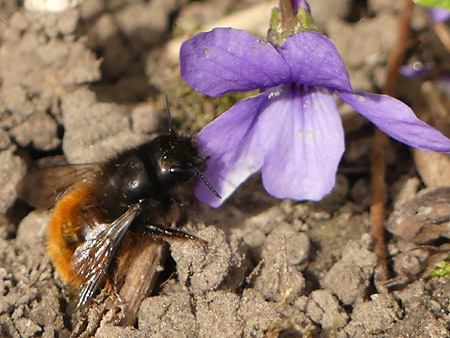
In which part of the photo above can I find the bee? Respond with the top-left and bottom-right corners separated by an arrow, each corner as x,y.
17,103 -> 220,310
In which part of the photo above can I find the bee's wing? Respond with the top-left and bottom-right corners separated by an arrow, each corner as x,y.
71,203 -> 142,309
17,164 -> 102,209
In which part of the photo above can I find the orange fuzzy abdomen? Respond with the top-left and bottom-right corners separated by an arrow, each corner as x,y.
46,183 -> 93,286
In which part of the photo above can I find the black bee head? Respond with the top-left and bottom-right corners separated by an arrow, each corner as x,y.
146,131 -> 220,199
100,133 -> 197,209
149,132 -> 202,188
102,130 -> 219,212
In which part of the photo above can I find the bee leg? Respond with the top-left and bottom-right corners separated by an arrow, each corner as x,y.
144,225 -> 207,247
106,262 -> 125,306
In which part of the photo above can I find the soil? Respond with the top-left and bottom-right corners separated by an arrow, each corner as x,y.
1,0 -> 449,337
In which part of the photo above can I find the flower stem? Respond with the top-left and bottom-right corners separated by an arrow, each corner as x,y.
434,22 -> 450,53
280,0 -> 296,31
370,0 -> 414,283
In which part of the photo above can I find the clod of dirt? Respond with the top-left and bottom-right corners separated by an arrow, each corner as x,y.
61,88 -> 149,163
306,289 -> 348,331
390,278 -> 450,337
138,289 -> 281,338
0,314 -> 20,338
195,291 -> 242,338
176,1 -> 226,33
0,150 -> 26,214
131,104 -> 161,135
0,237 -> 67,338
1,11 -> 100,123
385,309 -> 450,338
90,13 -> 133,79
238,289 -> 283,338
4,9 -> 79,40
195,290 -> 278,338
138,292 -> 196,337
10,111 -> 60,151
170,226 -> 248,293
390,176 -> 422,207
251,259 -> 305,304
322,237 -> 377,306
13,317 -> 42,337
262,223 -> 309,266
114,0 -> 175,49
412,79 -> 450,188
15,210 -> 49,248
0,129 -> 11,151
249,223 -> 309,303
344,293 -> 402,336
28,284 -> 65,332
368,0 -> 402,12
389,240 -> 430,277
223,202 -> 301,265
95,324 -> 149,338
387,186 -> 450,243
308,0 -> 351,27
414,150 -> 450,187
327,11 -> 398,91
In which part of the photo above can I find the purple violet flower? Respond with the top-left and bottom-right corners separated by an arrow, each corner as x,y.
180,28 -> 450,208
399,62 -> 433,78
427,7 -> 450,22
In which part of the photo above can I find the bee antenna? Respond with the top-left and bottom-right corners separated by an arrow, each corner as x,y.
193,167 -> 221,199
164,94 -> 176,135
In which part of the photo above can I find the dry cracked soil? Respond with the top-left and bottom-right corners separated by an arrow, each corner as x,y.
0,0 -> 449,337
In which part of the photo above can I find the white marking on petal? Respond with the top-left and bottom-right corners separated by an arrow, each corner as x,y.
358,95 -> 366,102
268,91 -> 280,99
306,131 -> 314,140
267,85 -> 284,99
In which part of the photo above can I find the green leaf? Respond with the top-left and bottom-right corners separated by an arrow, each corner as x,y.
430,260 -> 450,278
413,0 -> 450,10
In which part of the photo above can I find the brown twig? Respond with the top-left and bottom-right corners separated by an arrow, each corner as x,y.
434,22 -> 450,54
118,239 -> 168,326
370,0 -> 414,282
70,239 -> 168,337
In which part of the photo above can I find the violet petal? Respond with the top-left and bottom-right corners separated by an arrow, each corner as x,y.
180,28 -> 292,97
398,63 -> 432,78
195,94 -> 270,207
292,0 -> 311,14
260,85 -> 345,200
277,31 -> 352,92
338,91 -> 450,153
427,7 -> 450,22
